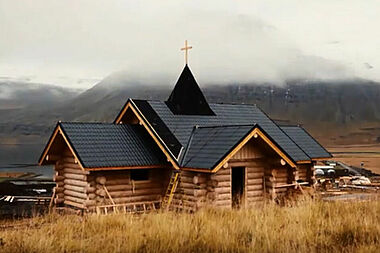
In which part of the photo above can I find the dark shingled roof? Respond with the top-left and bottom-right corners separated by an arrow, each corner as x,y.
280,126 -> 332,159
59,122 -> 166,168
180,125 -> 254,169
132,100 -> 311,165
166,65 -> 215,116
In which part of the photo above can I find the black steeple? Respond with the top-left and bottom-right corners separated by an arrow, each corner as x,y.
166,65 -> 215,116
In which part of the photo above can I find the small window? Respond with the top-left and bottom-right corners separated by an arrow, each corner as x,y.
130,169 -> 150,181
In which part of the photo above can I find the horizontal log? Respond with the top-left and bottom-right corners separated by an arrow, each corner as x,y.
63,168 -> 89,175
193,175 -> 207,184
266,177 -> 287,183
214,187 -> 231,194
194,189 -> 207,197
216,193 -> 231,201
58,161 -> 81,169
64,179 -> 88,187
214,168 -> 230,176
96,176 -> 107,185
210,174 -> 230,182
104,195 -> 161,204
182,188 -> 195,196
56,193 -> 64,198
180,182 -> 196,189
62,157 -> 77,164
228,161 -> 264,167
96,189 -> 105,197
56,181 -> 64,187
207,180 -> 218,187
247,178 -> 263,185
247,172 -> 264,179
215,181 -> 230,188
105,179 -> 132,186
265,181 -> 293,188
54,187 -> 64,193
246,167 -> 264,173
247,185 -> 263,191
64,189 -> 89,200
64,195 -> 86,204
64,184 -> 95,194
96,182 -> 161,191
97,188 -> 162,198
53,175 -> 65,182
246,191 -> 263,197
64,200 -> 86,209
63,173 -> 86,181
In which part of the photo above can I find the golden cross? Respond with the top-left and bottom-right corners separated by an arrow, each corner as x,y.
181,40 -> 192,65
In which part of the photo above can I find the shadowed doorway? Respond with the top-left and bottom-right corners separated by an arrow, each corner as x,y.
231,167 -> 245,208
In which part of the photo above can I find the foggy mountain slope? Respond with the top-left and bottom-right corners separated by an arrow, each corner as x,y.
2,76 -> 380,167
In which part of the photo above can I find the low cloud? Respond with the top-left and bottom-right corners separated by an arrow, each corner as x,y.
1,0 -> 377,88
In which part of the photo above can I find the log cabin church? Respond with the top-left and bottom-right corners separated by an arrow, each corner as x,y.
39,59 -> 331,213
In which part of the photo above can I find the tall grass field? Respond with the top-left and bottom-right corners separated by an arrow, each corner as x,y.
0,200 -> 379,253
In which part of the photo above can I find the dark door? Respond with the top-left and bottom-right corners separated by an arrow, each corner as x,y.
231,167 -> 245,208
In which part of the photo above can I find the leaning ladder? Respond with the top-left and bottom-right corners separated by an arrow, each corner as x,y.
162,170 -> 180,210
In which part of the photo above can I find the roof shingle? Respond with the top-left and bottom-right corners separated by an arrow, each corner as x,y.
60,122 -> 166,168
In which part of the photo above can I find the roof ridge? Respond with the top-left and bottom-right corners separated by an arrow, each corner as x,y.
59,121 -> 114,125
279,124 -> 302,128
196,124 -> 256,129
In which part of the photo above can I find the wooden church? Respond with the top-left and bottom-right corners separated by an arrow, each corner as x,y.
39,44 -> 331,213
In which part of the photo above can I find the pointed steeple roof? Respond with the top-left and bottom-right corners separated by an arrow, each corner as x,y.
166,65 -> 215,115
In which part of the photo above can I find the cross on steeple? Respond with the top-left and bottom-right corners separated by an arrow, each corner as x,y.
181,40 -> 192,65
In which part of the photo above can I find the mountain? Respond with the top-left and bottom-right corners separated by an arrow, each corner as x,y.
1,75 -> 380,168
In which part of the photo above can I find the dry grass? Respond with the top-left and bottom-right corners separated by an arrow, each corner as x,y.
0,200 -> 380,253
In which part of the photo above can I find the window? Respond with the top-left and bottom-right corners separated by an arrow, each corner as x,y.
130,169 -> 150,181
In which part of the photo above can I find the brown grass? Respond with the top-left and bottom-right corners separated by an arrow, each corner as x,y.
0,200 -> 380,253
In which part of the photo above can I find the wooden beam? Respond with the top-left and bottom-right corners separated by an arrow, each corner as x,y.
296,160 -> 312,164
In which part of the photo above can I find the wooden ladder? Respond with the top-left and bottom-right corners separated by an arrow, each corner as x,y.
95,201 -> 159,215
162,170 -> 181,211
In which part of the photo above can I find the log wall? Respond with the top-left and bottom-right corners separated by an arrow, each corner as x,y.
53,148 -> 170,211
53,149 -> 95,210
91,168 -> 167,208
296,164 -> 313,183
171,171 -> 208,212
264,165 -> 293,199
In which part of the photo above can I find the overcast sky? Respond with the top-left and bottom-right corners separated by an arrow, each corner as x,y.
0,0 -> 379,88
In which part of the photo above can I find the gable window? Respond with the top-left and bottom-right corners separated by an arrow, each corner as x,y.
130,169 -> 150,181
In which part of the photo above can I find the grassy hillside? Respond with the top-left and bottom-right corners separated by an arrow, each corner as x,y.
0,200 -> 379,253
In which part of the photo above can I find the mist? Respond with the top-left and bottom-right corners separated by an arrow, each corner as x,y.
0,0 -> 379,88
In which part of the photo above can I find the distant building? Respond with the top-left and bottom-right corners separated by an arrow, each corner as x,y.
39,64 -> 331,213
